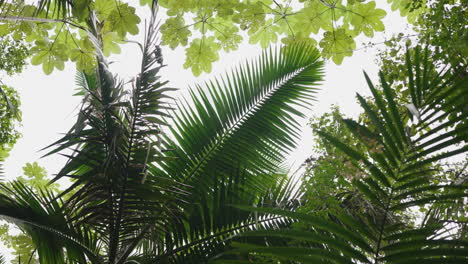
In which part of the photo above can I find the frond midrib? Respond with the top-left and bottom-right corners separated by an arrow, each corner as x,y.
160,215 -> 287,259
178,66 -> 314,184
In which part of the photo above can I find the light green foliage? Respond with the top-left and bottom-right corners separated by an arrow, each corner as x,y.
320,28 -> 356,64
387,0 -> 426,22
0,84 -> 21,152
0,0 -> 141,74
183,36 -> 221,76
157,0 -> 392,75
345,1 -> 386,37
30,40 -> 68,75
0,0 -> 428,77
17,162 -> 59,192
104,3 -> 141,38
249,19 -> 282,49
70,39 -> 97,71
0,224 -> 37,264
160,16 -> 192,49
0,37 -> 30,75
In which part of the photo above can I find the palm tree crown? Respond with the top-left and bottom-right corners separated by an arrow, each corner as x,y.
0,8 -> 324,263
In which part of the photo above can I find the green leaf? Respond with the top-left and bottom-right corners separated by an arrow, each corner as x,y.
102,32 -> 122,56
291,2 -> 333,34
346,2 -> 386,37
320,28 -> 356,64
104,3 -> 140,38
248,19 -> 281,49
211,19 -> 243,52
30,41 -> 68,75
160,16 -> 192,49
183,36 -> 221,76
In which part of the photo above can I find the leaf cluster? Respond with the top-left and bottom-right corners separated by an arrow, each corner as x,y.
157,0 -> 391,75
0,0 -> 141,74
0,84 -> 21,153
0,162 -> 56,264
0,37 -> 30,75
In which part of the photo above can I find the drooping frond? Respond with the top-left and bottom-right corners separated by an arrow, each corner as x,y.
129,172 -> 304,263
0,181 -> 102,263
41,9 -> 181,262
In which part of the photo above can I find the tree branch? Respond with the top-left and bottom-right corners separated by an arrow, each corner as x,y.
0,15 -> 87,32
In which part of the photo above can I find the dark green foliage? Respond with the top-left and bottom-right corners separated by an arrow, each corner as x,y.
133,42 -> 322,263
223,46 -> 468,263
0,181 -> 101,263
0,6 -> 324,261
0,162 -> 60,264
0,84 -> 20,147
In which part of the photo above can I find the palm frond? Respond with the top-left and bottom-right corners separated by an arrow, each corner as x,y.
131,172 -> 304,263
226,45 -> 468,263
159,43 -> 322,184
0,181 -> 102,263
146,42 -> 322,261
41,9 -> 181,262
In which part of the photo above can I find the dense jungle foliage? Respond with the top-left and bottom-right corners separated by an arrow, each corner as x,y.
0,0 -> 466,263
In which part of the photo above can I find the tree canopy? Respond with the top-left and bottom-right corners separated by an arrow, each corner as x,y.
0,0 -> 429,76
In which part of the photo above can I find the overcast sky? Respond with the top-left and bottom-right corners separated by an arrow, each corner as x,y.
1,2 -> 412,259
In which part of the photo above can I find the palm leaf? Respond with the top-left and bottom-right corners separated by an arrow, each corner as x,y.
226,45 -> 468,263
0,181 -> 102,263
40,9 -> 183,262
147,42 -> 322,261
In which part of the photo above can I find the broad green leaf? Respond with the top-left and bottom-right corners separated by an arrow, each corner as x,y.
346,2 -> 386,37
30,41 -> 68,75
291,2 -> 333,34
104,3 -> 140,38
248,19 -> 281,49
102,32 -> 122,56
70,48 -> 96,73
211,19 -> 243,52
183,36 -> 221,76
319,28 -> 356,64
94,0 -> 115,19
160,16 -> 192,49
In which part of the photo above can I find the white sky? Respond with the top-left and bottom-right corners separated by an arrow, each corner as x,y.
0,2 -> 412,260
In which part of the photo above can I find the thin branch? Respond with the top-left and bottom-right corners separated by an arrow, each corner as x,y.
27,248 -> 37,264
324,34 -> 422,55
319,0 -> 364,18
0,15 -> 88,31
